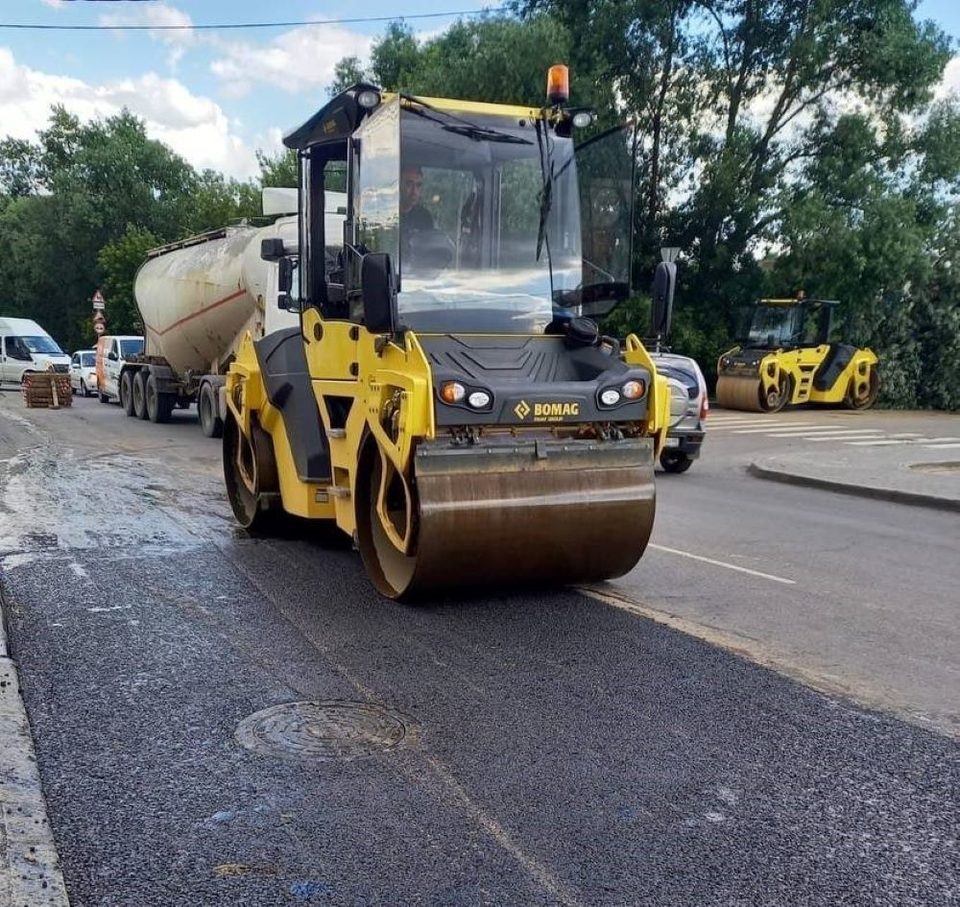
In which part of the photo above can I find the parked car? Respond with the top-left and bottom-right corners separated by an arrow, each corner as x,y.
651,351 -> 708,473
0,317 -> 71,387
95,335 -> 144,403
69,349 -> 98,397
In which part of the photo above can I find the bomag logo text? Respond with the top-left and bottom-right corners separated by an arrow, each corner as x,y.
514,400 -> 580,421
534,402 -> 579,417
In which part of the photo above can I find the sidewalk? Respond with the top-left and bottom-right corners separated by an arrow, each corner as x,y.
749,444 -> 960,512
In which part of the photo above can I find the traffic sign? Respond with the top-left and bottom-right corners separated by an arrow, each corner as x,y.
92,289 -> 105,305
93,322 -> 105,335
93,301 -> 105,311
93,311 -> 105,323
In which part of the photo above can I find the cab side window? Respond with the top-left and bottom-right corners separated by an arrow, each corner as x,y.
6,337 -> 31,361
72,354 -> 80,367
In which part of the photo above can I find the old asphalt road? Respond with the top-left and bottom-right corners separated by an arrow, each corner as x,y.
1,390 -> 958,906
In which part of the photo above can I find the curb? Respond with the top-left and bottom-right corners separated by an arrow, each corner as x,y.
748,461 -> 960,514
0,582 -> 70,907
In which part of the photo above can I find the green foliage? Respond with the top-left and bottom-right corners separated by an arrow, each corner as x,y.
330,56 -> 367,96
97,226 -> 160,336
256,149 -> 298,189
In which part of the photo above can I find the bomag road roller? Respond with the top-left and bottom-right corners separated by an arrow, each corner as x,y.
715,296 -> 879,413
222,68 -> 671,599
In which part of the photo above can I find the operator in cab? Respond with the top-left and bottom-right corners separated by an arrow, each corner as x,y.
399,165 -> 434,232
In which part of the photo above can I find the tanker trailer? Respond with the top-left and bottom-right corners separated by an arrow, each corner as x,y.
122,192 -> 344,435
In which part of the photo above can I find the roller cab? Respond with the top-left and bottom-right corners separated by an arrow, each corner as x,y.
716,296 -> 879,413
223,80 -> 667,598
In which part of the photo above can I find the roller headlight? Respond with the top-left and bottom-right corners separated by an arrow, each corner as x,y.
440,381 -> 466,404
600,389 -> 621,406
467,391 -> 491,409
357,89 -> 381,109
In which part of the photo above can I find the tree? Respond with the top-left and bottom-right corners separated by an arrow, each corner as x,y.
256,149 -> 297,189
97,226 -> 160,336
330,56 -> 366,96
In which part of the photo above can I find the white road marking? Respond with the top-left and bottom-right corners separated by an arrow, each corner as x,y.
924,442 -> 960,449
710,420 -> 799,431
846,438 -> 919,446
649,543 -> 796,585
919,438 -> 960,444
733,424 -> 834,434
803,431 -> 886,441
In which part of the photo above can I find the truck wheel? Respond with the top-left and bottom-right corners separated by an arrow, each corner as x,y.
120,370 -> 136,416
660,450 -> 693,474
132,370 -> 149,419
145,373 -> 174,423
199,383 -> 223,439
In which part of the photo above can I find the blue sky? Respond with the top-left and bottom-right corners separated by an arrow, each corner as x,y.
0,0 -> 956,180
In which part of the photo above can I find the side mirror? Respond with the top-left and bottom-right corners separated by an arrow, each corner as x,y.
261,238 -> 285,262
361,252 -> 398,334
276,257 -> 301,312
107,351 -> 118,361
651,261 -> 676,340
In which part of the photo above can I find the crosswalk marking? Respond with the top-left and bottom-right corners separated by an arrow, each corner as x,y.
846,438 -> 919,446
733,424 -> 836,434
709,414 -> 959,450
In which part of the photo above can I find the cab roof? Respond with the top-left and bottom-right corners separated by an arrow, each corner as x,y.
283,83 -> 543,151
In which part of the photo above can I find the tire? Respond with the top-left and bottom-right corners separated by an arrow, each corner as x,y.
759,375 -> 791,413
132,370 -> 149,419
222,413 -> 279,532
98,387 -> 110,404
79,379 -> 88,398
844,367 -> 879,411
120,370 -> 136,416
199,382 -> 223,439
145,373 -> 174,423
660,449 -> 694,474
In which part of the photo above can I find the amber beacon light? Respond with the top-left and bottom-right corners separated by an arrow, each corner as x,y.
546,64 -> 569,106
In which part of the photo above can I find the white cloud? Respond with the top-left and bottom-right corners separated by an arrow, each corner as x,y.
935,55 -> 960,101
99,3 -> 196,71
40,0 -> 68,8
0,47 -> 258,179
209,24 -> 372,97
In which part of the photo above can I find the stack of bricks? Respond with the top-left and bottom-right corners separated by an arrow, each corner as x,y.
21,371 -> 73,408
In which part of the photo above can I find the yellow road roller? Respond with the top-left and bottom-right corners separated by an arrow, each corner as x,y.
222,71 -> 670,598
716,297 -> 879,413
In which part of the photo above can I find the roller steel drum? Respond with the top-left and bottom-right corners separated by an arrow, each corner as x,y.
356,437 -> 656,600
715,375 -> 764,412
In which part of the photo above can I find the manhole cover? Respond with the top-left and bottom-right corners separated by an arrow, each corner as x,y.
909,461 -> 960,475
235,700 -> 415,761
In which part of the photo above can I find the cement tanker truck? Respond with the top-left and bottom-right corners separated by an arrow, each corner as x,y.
119,190 -> 344,437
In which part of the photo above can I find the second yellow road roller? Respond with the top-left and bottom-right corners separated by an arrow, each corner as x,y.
222,70 -> 670,598
716,296 -> 879,413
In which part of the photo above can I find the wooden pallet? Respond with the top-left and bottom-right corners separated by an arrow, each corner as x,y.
22,372 -> 73,409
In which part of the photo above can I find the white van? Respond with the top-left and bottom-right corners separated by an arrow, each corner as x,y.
0,317 -> 72,387
95,334 -> 144,403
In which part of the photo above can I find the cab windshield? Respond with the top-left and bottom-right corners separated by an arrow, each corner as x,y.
352,100 -> 633,334
747,305 -> 805,346
22,336 -> 63,355
120,339 -> 144,358
80,352 -> 95,367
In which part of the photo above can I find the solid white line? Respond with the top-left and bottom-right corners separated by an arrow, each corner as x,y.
921,437 -> 960,443
733,424 -> 830,434
649,543 -> 796,585
924,442 -> 960,449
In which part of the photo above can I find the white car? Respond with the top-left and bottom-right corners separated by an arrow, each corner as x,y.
651,351 -> 709,473
69,349 -> 98,397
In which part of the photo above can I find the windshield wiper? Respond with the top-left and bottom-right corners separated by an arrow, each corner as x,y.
402,95 -> 532,146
